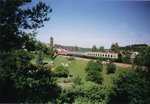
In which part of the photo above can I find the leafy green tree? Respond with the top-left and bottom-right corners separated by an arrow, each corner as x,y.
86,70 -> 103,84
56,85 -> 106,103
108,70 -> 150,104
0,50 -> 61,103
85,61 -> 103,84
22,33 -> 36,51
106,62 -> 116,74
134,46 -> 150,70
50,36 -> 54,47
134,53 -> 143,66
99,46 -> 105,52
92,45 -> 98,52
111,43 -> 119,53
117,53 -> 123,62
49,37 -> 57,63
49,47 -> 57,61
122,53 -> 131,64
35,41 -> 44,51
74,45 -> 79,51
54,66 -> 69,77
0,0 -> 51,51
0,0 -> 61,103
36,50 -> 44,65
85,60 -> 103,72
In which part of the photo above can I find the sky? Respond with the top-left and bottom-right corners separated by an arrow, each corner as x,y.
27,0 -> 150,48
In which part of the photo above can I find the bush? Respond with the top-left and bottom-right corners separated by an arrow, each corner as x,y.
106,62 -> 116,74
55,84 -> 106,104
85,61 -> 103,84
122,54 -> 131,64
86,70 -> 103,84
67,56 -> 75,61
85,60 -> 103,72
108,70 -> 150,104
73,75 -> 82,85
54,66 -> 69,77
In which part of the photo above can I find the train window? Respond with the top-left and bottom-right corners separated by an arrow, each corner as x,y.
111,55 -> 112,57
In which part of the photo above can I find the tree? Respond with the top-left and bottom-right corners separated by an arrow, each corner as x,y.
99,46 -> 105,52
106,62 -> 116,74
122,53 -> 131,64
85,61 -> 103,84
0,0 -> 52,51
49,37 -> 57,63
85,60 -> 103,72
49,47 -> 57,61
35,41 -> 45,51
92,45 -> 98,52
134,46 -> 150,70
36,50 -> 44,65
53,66 -> 69,77
117,53 -> 122,62
111,43 -> 119,53
56,84 -> 106,103
0,0 -> 61,103
86,70 -> 103,84
50,36 -> 54,47
108,70 -> 150,104
74,46 -> 79,51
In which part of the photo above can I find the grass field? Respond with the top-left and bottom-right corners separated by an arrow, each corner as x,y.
53,56 -> 130,88
33,55 -> 130,88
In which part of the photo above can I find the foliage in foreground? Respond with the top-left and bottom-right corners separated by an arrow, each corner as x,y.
0,50 -> 61,103
55,84 -> 106,104
108,70 -> 150,104
0,0 -> 61,103
134,46 -> 150,70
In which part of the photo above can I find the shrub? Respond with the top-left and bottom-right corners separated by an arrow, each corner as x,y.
86,70 -> 103,84
106,62 -> 116,74
108,70 -> 150,104
55,84 -> 106,104
73,75 -> 82,85
85,61 -> 103,84
67,56 -> 75,61
54,66 -> 69,77
85,60 -> 103,72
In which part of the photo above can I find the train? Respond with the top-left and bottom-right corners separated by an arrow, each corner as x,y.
57,49 -> 118,59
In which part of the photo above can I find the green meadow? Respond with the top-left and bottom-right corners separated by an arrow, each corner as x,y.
37,55 -> 130,88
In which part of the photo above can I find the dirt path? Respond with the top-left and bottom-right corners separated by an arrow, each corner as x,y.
60,55 -> 133,68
